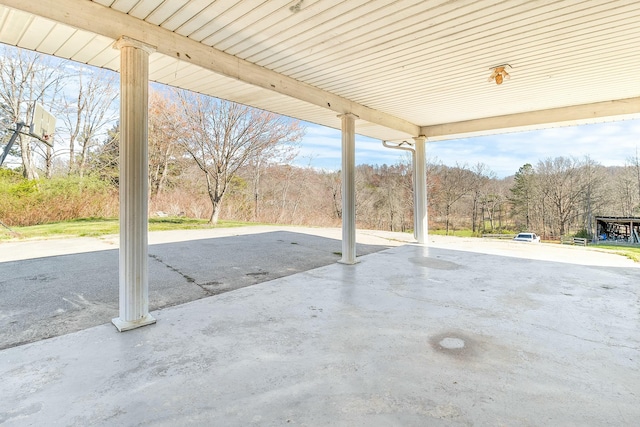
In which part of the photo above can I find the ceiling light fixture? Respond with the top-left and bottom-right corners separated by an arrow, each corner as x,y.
488,64 -> 511,85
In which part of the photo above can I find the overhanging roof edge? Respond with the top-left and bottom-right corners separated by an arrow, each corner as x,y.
422,97 -> 640,141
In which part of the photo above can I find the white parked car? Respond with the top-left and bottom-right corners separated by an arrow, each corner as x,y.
513,232 -> 541,243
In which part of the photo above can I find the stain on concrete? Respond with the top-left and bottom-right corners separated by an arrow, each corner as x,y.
201,281 -> 222,287
409,257 -> 461,270
246,271 -> 269,277
429,331 -> 477,360
27,274 -> 57,282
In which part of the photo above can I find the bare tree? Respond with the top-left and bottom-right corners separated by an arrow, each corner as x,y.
61,66 -> 118,176
322,170 -> 342,220
578,156 -> 606,237
175,90 -> 304,224
481,178 -> 511,232
627,148 -> 640,214
148,90 -> 187,197
275,165 -> 302,223
431,163 -> 474,235
376,163 -> 412,232
536,157 -> 585,237
469,163 -> 495,233
247,128 -> 300,221
614,165 -> 639,216
0,46 -> 64,178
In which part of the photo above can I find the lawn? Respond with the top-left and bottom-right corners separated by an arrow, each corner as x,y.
429,228 -> 477,238
592,244 -> 640,262
0,217 -> 255,240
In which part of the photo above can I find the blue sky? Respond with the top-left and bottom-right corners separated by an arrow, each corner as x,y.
296,118 -> 640,178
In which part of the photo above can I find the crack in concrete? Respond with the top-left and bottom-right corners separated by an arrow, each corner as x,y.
148,253 -> 214,296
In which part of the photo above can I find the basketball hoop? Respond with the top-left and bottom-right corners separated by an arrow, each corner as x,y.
32,103 -> 56,145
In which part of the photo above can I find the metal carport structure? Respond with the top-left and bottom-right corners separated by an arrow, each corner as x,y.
0,0 -> 638,331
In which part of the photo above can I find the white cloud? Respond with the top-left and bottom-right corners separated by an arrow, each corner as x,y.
297,119 -> 640,177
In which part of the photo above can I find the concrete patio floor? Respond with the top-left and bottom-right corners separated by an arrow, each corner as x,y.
1,232 -> 639,426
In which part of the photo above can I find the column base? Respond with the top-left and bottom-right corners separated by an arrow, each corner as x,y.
338,258 -> 359,265
112,314 -> 156,332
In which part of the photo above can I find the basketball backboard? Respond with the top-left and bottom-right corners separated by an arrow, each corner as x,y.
32,103 -> 56,142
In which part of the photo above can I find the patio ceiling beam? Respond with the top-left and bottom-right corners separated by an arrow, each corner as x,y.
421,97 -> 640,141
2,0 -> 421,137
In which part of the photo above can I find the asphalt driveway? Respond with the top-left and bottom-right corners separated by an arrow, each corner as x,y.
0,226 -> 412,349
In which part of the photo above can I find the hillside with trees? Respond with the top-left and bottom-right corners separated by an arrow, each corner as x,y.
1,45 -> 640,238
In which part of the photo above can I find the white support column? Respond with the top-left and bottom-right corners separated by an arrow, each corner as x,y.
339,113 -> 358,264
112,36 -> 157,332
413,136 -> 428,244
411,149 -> 417,240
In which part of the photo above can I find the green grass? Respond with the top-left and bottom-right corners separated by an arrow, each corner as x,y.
592,244 -> 640,262
0,217 -> 257,240
429,228 -> 477,238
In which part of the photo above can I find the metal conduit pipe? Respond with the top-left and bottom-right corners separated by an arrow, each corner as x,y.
382,140 -> 417,240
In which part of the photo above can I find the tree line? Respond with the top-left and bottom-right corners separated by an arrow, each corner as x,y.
509,157 -> 640,238
1,45 -> 640,237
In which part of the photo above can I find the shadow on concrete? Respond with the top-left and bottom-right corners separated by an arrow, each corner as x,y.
0,231 -> 393,350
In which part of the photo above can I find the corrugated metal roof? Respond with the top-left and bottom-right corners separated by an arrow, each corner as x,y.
0,0 -> 639,141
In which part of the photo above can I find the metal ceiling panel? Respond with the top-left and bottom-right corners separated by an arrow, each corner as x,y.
91,45 -> 120,68
198,2 -> 271,48
53,29 -> 98,60
128,0 -> 162,20
71,35 -> 114,64
17,16 -> 56,50
0,7 -> 30,46
172,1 -> 231,41
0,0 -> 638,142
36,24 -> 77,56
162,0 -> 217,32
111,0 -> 142,14
200,1 -> 291,50
145,1 -> 190,26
